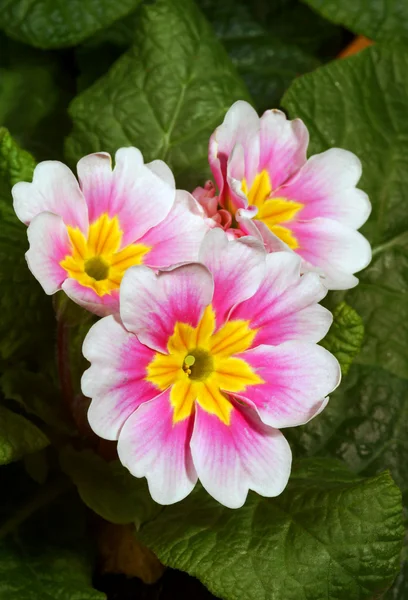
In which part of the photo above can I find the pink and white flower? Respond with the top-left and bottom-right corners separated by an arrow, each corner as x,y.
82,229 -> 341,508
207,100 -> 372,290
13,148 -> 207,316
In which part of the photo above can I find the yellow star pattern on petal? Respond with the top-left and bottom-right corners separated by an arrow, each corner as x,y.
146,305 -> 263,425
60,214 -> 150,296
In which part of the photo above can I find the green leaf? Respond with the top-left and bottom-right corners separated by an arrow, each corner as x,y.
1,368 -> 73,434
0,132 -> 55,361
0,34 -> 74,161
320,302 -> 364,375
0,466 -> 105,599
304,0 -> 408,43
65,0 -> 251,189
282,44 -> 408,381
281,43 -> 408,595
384,545 -> 408,599
286,365 -> 408,502
0,128 -> 35,186
0,405 -> 49,465
60,448 -> 161,528
0,0 -> 143,49
140,459 -> 404,600
197,0 -> 342,112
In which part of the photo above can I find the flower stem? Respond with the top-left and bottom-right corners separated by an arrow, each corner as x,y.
57,319 -> 74,412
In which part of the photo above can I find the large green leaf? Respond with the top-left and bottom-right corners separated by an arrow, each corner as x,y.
197,0 -> 342,112
140,459 -> 403,600
282,43 -> 408,597
65,0 -> 251,189
0,0 -> 143,49
304,0 -> 408,43
283,44 -> 408,381
0,465 -> 105,599
0,405 -> 49,465
0,34 -> 74,160
320,302 -> 364,375
0,131 -> 54,360
1,368 -> 73,434
60,448 -> 161,528
286,365 -> 408,502
0,127 -> 35,186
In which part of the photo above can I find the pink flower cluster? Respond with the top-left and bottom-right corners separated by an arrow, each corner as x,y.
13,101 -> 371,508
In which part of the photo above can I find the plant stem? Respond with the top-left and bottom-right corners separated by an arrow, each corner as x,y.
57,319 -> 74,412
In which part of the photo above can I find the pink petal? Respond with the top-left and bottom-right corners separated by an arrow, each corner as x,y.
13,161 -> 88,230
209,101 -> 260,201
238,342 -> 341,429
275,149 -> 371,229
259,109 -> 308,190
198,229 -> 265,328
191,402 -> 292,509
138,191 -> 209,268
82,315 -> 159,440
25,212 -> 71,294
226,144 -> 249,211
77,148 -> 176,246
290,217 -> 372,290
117,390 -> 197,505
62,279 -> 120,317
231,252 -> 332,345
120,263 -> 214,353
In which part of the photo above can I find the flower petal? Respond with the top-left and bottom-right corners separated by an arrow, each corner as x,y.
62,279 -> 120,317
259,109 -> 308,190
191,402 -> 292,509
231,252 -> 332,345
25,212 -> 71,295
209,101 -> 260,201
77,148 -> 176,245
138,191 -> 209,267
120,263 -> 214,353
275,149 -> 371,229
117,390 -> 197,505
13,161 -> 88,230
238,342 -> 341,428
82,315 -> 159,440
290,217 -> 372,290
199,228 -> 266,328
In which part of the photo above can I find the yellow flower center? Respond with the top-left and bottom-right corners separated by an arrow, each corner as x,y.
60,214 -> 150,296
146,305 -> 263,425
242,170 -> 303,249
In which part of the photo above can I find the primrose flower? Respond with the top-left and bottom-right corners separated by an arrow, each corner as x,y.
13,148 -> 207,316
208,100 -> 372,290
82,229 -> 340,508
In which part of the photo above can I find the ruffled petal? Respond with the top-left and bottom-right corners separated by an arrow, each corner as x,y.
82,315 -> 159,439
77,148 -> 176,246
117,390 -> 197,505
231,252 -> 332,345
120,263 -> 214,353
191,402 -> 292,509
290,217 -> 372,290
209,101 -> 260,201
238,342 -> 341,428
13,161 -> 88,230
259,109 -> 308,190
25,212 -> 71,294
198,229 -> 266,328
138,191 -> 209,268
62,279 -> 120,317
275,149 -> 371,229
